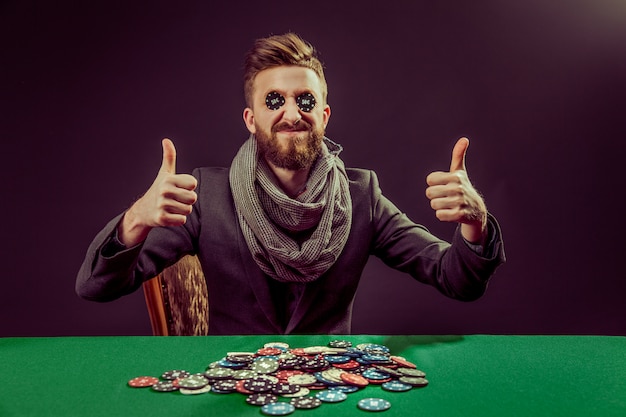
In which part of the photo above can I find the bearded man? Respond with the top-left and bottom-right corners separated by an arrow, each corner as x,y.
76,33 -> 505,335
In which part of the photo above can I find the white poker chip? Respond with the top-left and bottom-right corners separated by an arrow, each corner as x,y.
179,385 -> 212,395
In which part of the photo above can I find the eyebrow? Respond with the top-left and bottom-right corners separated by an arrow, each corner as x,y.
264,89 -> 315,98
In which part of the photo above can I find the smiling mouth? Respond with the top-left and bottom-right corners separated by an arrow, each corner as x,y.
273,120 -> 311,133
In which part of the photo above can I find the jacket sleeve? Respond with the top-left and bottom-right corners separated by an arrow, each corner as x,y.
369,170 -> 505,301
75,169 -> 202,302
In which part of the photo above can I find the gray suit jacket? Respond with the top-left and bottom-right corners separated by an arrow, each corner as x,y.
76,167 -> 505,334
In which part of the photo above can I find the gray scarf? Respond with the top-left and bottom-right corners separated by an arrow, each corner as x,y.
229,135 -> 352,283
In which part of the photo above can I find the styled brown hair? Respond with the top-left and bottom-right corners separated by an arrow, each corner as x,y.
243,33 -> 327,107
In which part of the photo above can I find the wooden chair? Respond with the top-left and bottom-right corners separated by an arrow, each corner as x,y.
142,254 -> 209,335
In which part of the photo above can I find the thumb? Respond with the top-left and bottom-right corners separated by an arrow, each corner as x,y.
449,137 -> 469,172
160,138 -> 176,174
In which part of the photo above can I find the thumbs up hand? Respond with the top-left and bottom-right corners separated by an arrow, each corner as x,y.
425,137 -> 487,244
118,138 -> 198,246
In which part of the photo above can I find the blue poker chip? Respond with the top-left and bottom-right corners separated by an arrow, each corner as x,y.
324,354 -> 351,364
362,354 -> 390,363
217,358 -> 246,368
344,347 -> 365,358
360,344 -> 390,354
357,398 -> 391,412
362,369 -> 391,380
381,380 -> 413,392
329,385 -> 360,394
315,389 -> 348,403
260,402 -> 296,415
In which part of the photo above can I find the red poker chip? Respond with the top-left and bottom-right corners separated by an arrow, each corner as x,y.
276,370 -> 303,380
257,347 -> 282,356
235,379 -> 254,394
340,372 -> 369,387
390,356 -> 417,369
366,377 -> 393,385
128,376 -> 159,388
332,360 -> 360,370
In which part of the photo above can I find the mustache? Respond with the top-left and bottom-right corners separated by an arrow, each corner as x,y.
272,120 -> 312,133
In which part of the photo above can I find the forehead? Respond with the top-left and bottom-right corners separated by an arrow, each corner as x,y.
252,66 -> 323,98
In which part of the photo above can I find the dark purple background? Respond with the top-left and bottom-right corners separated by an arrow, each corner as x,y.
2,1 -> 625,336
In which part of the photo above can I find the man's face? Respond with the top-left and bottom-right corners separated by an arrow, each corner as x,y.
243,66 -> 331,171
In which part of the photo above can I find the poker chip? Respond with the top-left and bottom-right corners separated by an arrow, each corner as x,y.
264,342 -> 290,350
329,385 -> 360,393
252,358 -> 280,374
177,375 -> 209,389
398,376 -> 429,387
281,387 -> 310,398
204,368 -> 234,379
272,383 -> 301,395
315,389 -> 347,403
390,356 -> 417,369
362,369 -> 391,381
290,396 -> 322,409
381,380 -> 413,392
257,347 -> 283,356
161,370 -> 190,380
374,365 -> 405,378
246,393 -> 278,406
127,376 -> 159,388
324,354 -> 351,364
231,370 -> 258,380
265,92 -> 285,111
243,377 -> 275,393
151,381 -> 178,392
329,340 -> 352,348
127,339 -> 429,414
398,368 -> 426,378
180,385 -> 212,395
362,354 -> 391,363
295,93 -> 316,112
287,373 -> 317,386
357,398 -> 392,412
340,372 -> 369,387
212,379 -> 238,393
260,401 -> 296,416
333,359 -> 360,370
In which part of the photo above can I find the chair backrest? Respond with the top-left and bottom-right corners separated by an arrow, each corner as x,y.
142,254 -> 209,335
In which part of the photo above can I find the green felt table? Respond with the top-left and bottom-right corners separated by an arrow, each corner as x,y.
1,335 -> 624,416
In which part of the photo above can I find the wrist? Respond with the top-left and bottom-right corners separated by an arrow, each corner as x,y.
118,206 -> 151,247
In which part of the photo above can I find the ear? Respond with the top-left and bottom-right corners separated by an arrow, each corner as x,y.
322,104 -> 331,129
243,107 -> 256,134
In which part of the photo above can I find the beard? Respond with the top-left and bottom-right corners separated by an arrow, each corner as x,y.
255,120 -> 325,171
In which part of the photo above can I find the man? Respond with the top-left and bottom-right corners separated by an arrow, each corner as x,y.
76,33 -> 505,335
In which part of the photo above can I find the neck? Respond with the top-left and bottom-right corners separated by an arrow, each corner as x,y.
265,158 -> 310,198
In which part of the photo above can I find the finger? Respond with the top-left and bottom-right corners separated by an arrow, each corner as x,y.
434,207 -> 465,223
164,188 -> 197,205
171,173 -> 198,191
160,138 -> 176,174
449,137 -> 469,172
426,171 -> 462,187
426,184 -> 462,201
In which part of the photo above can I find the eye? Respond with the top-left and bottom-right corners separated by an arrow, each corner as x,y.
296,93 -> 316,112
265,92 -> 285,110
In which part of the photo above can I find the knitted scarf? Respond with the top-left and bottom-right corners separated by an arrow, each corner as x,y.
229,135 -> 352,283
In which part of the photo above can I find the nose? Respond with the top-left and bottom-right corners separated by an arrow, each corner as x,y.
281,98 -> 302,125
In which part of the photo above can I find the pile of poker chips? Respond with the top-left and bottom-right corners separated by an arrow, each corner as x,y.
127,340 -> 429,414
